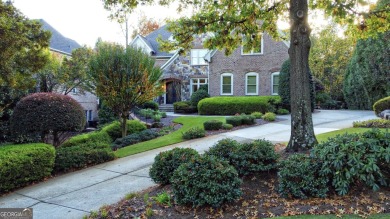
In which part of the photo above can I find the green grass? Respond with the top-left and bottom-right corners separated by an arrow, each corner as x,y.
114,116 -> 225,158
276,214 -> 390,219
316,128 -> 388,143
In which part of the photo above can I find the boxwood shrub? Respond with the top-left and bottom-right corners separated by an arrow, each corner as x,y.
112,129 -> 161,149
226,116 -> 242,127
149,148 -> 200,185
141,101 -> 159,110
0,143 -> 55,194
198,96 -> 280,115
182,127 -> 206,140
101,120 -> 146,140
278,154 -> 329,199
205,138 -> 240,161
171,155 -> 242,207
173,101 -> 197,114
373,96 -> 390,116
251,111 -> 263,119
222,123 -> 233,130
240,114 -> 256,125
203,120 -> 223,130
263,112 -> 276,121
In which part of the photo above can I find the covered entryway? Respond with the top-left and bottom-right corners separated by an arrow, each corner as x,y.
164,79 -> 181,104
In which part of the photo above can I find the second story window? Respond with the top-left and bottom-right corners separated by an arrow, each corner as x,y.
191,49 -> 208,65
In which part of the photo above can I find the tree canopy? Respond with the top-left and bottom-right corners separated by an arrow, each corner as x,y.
89,43 -> 163,137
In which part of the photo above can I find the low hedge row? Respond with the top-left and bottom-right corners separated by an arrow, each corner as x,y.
112,129 -> 161,149
0,143 -> 55,194
198,96 -> 280,115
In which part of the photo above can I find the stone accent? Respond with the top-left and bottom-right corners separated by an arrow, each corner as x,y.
208,33 -> 289,97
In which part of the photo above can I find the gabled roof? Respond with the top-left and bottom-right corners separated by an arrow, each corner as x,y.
39,19 -> 81,55
143,25 -> 174,57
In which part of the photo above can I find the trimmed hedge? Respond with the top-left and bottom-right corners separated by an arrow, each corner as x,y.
61,131 -> 112,147
203,120 -> 223,130
112,129 -> 161,149
173,101 -> 197,114
373,96 -> 390,116
142,101 -> 159,110
149,148 -> 200,185
353,119 -> 390,128
182,127 -> 206,140
0,143 -> 55,194
198,96 -> 280,115
226,116 -> 242,127
101,120 -> 147,140
171,155 -> 242,207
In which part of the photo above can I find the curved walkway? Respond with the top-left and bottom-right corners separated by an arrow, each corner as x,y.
0,110 -> 376,219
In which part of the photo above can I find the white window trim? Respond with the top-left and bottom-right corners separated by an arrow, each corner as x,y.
271,72 -> 280,95
220,73 -> 233,95
190,78 -> 208,95
245,72 -> 259,95
191,49 -> 208,66
241,34 -> 264,55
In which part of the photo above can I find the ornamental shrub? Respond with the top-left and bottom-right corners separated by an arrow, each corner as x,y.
149,148 -> 200,185
182,127 -> 205,140
312,130 -> 390,196
276,108 -> 290,115
61,131 -> 112,147
204,138 -> 240,161
173,101 -> 197,114
240,114 -> 256,125
0,143 -> 55,194
226,116 -> 242,127
139,108 -> 154,119
101,120 -> 146,140
222,123 -> 233,130
112,129 -> 161,149
198,96 -> 280,115
353,119 -> 390,128
10,92 -> 85,146
171,155 -> 242,207
231,139 -> 279,176
263,112 -> 276,121
278,154 -> 329,199
142,101 -> 159,111
153,114 -> 162,122
251,111 -> 263,119
373,96 -> 390,116
203,120 -> 223,130
190,89 -> 210,108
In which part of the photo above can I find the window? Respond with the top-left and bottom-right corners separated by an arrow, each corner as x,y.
85,110 -> 93,121
191,78 -> 208,94
221,73 -> 233,95
191,49 -> 208,65
241,34 -> 263,55
245,72 -> 259,95
271,72 -> 280,95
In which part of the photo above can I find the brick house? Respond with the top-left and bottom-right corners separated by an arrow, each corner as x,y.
39,19 -> 98,124
131,25 -> 289,105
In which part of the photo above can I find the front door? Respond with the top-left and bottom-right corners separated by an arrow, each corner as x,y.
166,81 -> 179,104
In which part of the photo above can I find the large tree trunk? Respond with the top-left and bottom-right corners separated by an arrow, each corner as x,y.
286,0 -> 317,152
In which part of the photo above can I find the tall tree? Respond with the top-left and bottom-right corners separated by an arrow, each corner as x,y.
35,49 -> 63,93
309,24 -> 355,101
102,0 -> 389,151
131,14 -> 161,38
89,43 -> 163,137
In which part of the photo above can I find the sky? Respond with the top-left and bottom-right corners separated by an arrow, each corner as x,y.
12,0 -> 186,47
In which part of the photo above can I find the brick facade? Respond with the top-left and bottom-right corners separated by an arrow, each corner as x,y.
208,34 -> 289,97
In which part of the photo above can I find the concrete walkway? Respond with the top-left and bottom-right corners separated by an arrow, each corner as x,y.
0,110 -> 376,219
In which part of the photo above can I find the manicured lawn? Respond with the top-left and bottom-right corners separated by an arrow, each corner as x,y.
316,127 -> 388,143
276,214 -> 390,219
114,116 -> 225,158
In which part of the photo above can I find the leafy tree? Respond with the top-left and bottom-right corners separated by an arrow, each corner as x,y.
309,24 -> 355,101
103,0 -> 389,151
59,46 -> 94,95
35,49 -> 63,93
0,1 -> 50,89
131,14 -> 161,38
89,43 -> 163,137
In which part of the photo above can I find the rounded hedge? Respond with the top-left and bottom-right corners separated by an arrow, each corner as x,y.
205,138 -> 239,161
191,89 -> 210,108
203,120 -> 223,130
142,101 -> 159,111
182,127 -> 206,140
0,143 -> 55,194
278,154 -> 329,199
198,96 -> 279,115
149,148 -> 200,185
173,101 -> 197,114
373,96 -> 390,116
101,120 -> 147,140
226,116 -> 242,127
263,112 -> 276,121
10,93 -> 85,143
171,155 -> 242,207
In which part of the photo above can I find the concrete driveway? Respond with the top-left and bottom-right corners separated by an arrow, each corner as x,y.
0,110 -> 376,219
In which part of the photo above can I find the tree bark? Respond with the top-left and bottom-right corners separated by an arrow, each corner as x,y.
121,114 -> 128,138
286,0 -> 318,152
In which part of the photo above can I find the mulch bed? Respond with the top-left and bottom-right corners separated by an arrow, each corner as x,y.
90,172 -> 390,219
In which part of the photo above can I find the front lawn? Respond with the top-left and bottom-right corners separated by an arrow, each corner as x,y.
114,116 -> 225,158
316,128 -> 388,143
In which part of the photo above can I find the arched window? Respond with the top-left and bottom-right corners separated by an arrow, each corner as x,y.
220,73 -> 233,95
271,72 -> 280,95
245,72 -> 259,95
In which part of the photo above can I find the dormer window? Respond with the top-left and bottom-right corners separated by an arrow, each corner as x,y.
191,49 -> 208,65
